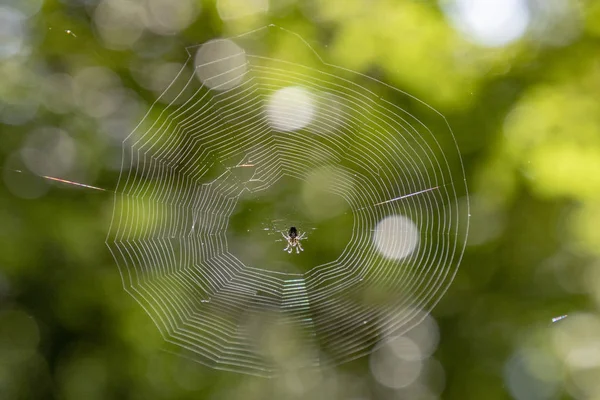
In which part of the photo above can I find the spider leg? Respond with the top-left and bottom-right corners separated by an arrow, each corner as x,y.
282,232 -> 292,251
297,232 -> 306,240
297,242 -> 304,252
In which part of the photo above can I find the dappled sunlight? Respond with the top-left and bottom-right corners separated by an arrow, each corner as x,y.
2,0 -> 600,399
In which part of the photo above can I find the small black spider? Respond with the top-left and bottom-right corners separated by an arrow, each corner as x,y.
281,226 -> 306,254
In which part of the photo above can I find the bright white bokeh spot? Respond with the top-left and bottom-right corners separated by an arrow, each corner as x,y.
194,39 -> 247,91
217,0 -> 268,21
373,215 -> 420,260
266,86 -> 315,132
0,6 -> 26,59
443,0 -> 530,47
370,336 -> 423,389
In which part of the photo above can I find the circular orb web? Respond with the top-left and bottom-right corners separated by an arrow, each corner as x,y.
106,25 -> 470,377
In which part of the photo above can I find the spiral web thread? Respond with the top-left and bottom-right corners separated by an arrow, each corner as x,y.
106,26 -> 469,377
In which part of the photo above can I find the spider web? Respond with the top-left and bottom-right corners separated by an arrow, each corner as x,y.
106,25 -> 470,377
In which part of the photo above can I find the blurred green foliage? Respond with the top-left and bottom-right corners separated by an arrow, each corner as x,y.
2,0 -> 600,399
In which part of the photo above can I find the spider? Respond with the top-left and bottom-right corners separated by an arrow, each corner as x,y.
281,226 -> 306,254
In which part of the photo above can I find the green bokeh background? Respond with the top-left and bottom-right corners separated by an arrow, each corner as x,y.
2,0 -> 600,399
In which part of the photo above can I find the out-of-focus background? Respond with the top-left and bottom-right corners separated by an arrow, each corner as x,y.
2,0 -> 600,399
